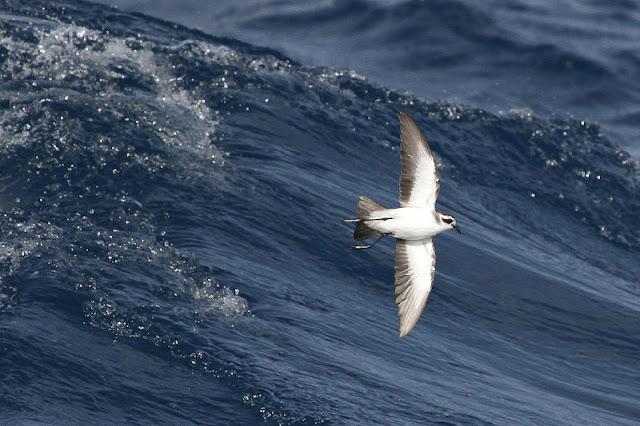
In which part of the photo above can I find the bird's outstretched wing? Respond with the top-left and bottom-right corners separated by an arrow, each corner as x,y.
398,112 -> 440,209
395,239 -> 435,337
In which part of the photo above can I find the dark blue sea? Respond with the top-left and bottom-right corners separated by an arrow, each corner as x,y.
1,0 -> 639,424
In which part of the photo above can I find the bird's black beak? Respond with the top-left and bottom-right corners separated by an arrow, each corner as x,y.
453,223 -> 462,234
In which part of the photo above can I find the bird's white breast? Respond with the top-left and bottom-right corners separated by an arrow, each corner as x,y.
369,207 -> 447,240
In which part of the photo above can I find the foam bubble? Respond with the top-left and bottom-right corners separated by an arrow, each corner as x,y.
193,284 -> 249,316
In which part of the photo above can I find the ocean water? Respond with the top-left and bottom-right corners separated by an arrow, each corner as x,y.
0,0 -> 639,425
90,0 -> 640,157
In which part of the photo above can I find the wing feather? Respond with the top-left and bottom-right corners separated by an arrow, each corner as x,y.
395,239 -> 436,337
398,112 -> 440,208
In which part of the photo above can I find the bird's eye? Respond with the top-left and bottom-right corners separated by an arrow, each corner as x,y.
442,217 -> 453,224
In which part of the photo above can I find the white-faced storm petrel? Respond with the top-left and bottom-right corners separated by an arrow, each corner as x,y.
345,112 -> 460,337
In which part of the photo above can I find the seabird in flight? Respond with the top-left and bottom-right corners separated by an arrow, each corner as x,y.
345,112 -> 460,337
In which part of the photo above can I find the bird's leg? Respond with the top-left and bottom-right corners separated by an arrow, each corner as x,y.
343,217 -> 391,223
352,234 -> 388,250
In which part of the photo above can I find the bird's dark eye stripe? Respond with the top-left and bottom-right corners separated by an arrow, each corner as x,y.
442,217 -> 453,224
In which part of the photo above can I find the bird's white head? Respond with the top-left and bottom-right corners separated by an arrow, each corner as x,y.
438,213 -> 461,234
